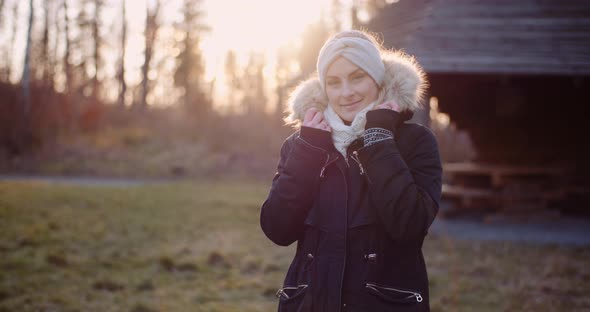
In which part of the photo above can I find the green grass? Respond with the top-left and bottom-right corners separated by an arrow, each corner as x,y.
1,180 -> 589,311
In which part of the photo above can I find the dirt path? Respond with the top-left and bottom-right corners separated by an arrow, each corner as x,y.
430,215 -> 590,246
430,199 -> 590,246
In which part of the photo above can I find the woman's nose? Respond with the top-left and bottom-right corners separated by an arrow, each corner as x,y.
341,82 -> 354,98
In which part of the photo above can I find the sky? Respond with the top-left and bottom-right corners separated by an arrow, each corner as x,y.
200,0 -> 351,73
200,0 -> 353,110
0,0 -> 357,108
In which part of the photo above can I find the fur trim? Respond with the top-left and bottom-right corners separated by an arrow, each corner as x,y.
285,50 -> 427,126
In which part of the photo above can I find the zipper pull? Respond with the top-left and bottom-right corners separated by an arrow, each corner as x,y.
415,294 -> 423,302
276,288 -> 289,299
351,151 -> 364,175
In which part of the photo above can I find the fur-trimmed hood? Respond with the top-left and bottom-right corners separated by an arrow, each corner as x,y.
285,50 -> 428,125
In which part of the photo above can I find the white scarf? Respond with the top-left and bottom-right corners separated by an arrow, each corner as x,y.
324,102 -> 377,158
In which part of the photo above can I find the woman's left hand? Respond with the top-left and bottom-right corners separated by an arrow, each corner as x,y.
375,100 -> 401,112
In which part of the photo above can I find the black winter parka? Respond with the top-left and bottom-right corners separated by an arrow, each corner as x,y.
260,109 -> 442,312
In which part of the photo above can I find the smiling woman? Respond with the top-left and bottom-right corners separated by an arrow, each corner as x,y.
261,30 -> 439,312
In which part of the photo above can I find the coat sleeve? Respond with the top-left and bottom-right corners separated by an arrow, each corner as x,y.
356,122 -> 442,243
260,128 -> 332,246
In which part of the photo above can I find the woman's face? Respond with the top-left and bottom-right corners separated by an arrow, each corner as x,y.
325,57 -> 380,122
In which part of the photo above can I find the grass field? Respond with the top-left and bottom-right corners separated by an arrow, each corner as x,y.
1,180 -> 589,311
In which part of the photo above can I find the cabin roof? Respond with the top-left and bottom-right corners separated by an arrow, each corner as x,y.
368,0 -> 590,76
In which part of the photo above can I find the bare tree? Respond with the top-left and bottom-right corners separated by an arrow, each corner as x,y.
138,0 -> 160,112
90,0 -> 103,100
274,45 -> 295,120
174,0 -> 209,118
0,0 -> 5,32
241,52 -> 266,114
5,1 -> 19,82
62,0 -> 72,93
224,50 -> 240,109
330,0 -> 343,31
68,0 -> 95,100
40,0 -> 53,88
299,20 -> 330,76
50,0 -> 60,90
22,0 -> 34,115
117,0 -> 127,109
0,0 -> 8,81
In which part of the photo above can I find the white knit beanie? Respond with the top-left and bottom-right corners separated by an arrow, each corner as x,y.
317,34 -> 385,90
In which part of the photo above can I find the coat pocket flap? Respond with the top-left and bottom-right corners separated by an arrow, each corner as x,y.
348,213 -> 375,228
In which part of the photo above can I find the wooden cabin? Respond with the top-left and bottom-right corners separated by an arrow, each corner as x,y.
368,0 -> 590,214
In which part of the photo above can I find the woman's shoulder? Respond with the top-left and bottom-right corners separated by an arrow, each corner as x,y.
284,130 -> 301,144
397,122 -> 439,151
277,130 -> 301,153
399,122 -> 435,138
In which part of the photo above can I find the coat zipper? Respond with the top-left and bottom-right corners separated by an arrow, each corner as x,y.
296,135 -> 353,310
350,151 -> 364,175
337,164 -> 348,312
276,284 -> 308,299
351,150 -> 372,184
296,136 -> 335,179
365,282 -> 423,303
320,154 -> 339,178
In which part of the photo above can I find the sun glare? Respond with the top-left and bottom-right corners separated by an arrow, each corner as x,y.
202,0 -> 335,68
201,0 -> 352,75
200,0 -> 350,111
1,0 -> 352,108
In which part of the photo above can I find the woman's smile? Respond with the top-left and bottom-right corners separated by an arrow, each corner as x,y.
340,99 -> 362,107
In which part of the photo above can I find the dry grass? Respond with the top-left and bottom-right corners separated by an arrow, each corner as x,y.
2,110 -> 292,179
0,180 -> 589,311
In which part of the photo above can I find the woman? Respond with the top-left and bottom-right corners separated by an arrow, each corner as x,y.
260,30 -> 442,312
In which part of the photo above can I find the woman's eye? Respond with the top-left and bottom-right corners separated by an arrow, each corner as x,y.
352,74 -> 365,80
326,80 -> 340,86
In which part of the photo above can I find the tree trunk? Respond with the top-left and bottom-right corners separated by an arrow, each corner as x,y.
117,0 -> 127,109
91,0 -> 101,100
15,0 -> 35,151
0,0 -> 8,81
7,2 -> 19,82
22,0 -> 34,115
41,0 -> 51,88
139,0 -> 160,112
50,0 -> 59,90
0,0 -> 5,17
0,0 -> 5,34
63,0 -> 71,93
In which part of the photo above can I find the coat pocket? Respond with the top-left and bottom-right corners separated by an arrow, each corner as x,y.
365,282 -> 423,304
277,284 -> 309,312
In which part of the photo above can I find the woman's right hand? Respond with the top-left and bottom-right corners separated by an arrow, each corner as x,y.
302,107 -> 331,132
